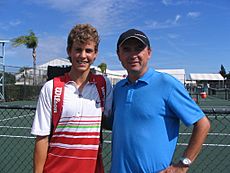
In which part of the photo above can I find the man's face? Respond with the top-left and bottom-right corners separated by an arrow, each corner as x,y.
118,38 -> 151,78
68,41 -> 97,73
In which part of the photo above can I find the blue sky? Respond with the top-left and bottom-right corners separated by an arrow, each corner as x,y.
0,0 -> 230,75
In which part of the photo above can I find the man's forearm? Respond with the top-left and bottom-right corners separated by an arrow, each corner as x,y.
182,116 -> 211,162
33,136 -> 49,173
102,114 -> 113,130
160,116 -> 211,173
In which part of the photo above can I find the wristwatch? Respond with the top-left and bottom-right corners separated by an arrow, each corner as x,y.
179,157 -> 192,167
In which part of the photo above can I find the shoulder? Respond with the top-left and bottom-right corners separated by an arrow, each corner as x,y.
39,79 -> 53,96
102,75 -> 111,85
91,74 -> 113,93
114,78 -> 126,89
102,75 -> 113,93
94,74 -> 111,86
42,79 -> 53,89
153,70 -> 183,87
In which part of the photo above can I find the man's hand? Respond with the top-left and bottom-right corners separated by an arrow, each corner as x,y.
159,163 -> 189,173
33,136 -> 49,173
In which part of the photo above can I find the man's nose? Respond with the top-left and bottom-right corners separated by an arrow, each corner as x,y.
80,50 -> 87,58
129,52 -> 138,59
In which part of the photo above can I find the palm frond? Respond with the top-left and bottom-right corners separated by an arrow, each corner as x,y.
11,31 -> 38,48
11,36 -> 27,47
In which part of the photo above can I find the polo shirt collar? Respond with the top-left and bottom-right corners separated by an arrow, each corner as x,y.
63,72 -> 97,84
121,67 -> 155,86
64,72 -> 92,85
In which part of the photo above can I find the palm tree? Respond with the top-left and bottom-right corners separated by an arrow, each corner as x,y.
219,64 -> 227,79
12,30 -> 38,85
98,62 -> 107,74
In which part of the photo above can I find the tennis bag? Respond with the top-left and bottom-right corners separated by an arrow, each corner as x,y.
44,71 -> 106,173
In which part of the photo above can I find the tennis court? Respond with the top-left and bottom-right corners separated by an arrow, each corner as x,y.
0,98 -> 230,173
0,103 -> 35,173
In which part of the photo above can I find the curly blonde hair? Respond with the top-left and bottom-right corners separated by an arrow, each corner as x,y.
67,24 -> 100,53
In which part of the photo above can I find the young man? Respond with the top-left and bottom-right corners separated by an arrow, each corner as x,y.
31,24 -> 112,173
110,29 -> 210,173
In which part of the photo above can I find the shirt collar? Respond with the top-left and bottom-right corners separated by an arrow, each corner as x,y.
121,67 -> 155,86
64,72 -> 97,83
64,72 -> 91,86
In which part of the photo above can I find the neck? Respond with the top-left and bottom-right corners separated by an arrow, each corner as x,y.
69,68 -> 90,86
128,67 -> 148,83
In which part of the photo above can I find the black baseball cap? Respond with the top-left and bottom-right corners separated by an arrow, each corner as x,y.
117,29 -> 150,50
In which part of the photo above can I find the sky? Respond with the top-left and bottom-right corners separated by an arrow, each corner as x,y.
0,0 -> 230,76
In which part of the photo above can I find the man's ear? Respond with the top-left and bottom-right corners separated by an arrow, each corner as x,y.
66,48 -> 70,57
93,51 -> 98,61
147,47 -> 152,60
67,48 -> 72,62
117,49 -> 121,61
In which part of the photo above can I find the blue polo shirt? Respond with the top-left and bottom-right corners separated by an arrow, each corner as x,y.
111,68 -> 205,173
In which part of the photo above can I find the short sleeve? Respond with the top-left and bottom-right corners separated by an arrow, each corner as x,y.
103,76 -> 113,117
168,80 -> 205,126
31,80 -> 53,136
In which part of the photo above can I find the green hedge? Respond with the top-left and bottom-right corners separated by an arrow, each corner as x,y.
4,85 -> 42,101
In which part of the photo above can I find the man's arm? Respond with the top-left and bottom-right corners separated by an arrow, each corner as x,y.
161,116 -> 211,173
33,136 -> 49,173
180,116 -> 210,163
102,114 -> 113,130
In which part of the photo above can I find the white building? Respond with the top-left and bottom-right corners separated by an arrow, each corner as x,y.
188,73 -> 225,89
157,69 -> 185,84
15,58 -> 186,85
15,58 -> 71,85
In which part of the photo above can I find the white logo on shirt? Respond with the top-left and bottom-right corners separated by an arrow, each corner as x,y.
53,87 -> 62,113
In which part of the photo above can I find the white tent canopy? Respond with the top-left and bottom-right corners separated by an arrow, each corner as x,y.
157,69 -> 185,84
15,58 -> 186,85
38,58 -> 71,69
189,73 -> 224,81
103,68 -> 186,84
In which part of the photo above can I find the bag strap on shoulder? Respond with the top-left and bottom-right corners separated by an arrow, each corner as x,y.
51,73 -> 107,133
89,73 -> 106,112
51,75 -> 66,133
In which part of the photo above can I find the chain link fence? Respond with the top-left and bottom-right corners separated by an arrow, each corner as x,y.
0,105 -> 229,173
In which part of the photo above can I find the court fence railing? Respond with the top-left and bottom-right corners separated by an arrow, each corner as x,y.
0,105 -> 229,173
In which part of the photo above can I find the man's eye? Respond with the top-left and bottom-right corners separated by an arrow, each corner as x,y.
135,45 -> 145,51
75,48 -> 82,52
86,49 -> 94,53
136,47 -> 143,51
122,47 -> 130,52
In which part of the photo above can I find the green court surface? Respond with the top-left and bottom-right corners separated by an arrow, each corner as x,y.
0,100 -> 37,106
0,106 -> 35,173
0,97 -> 230,173
192,94 -> 230,108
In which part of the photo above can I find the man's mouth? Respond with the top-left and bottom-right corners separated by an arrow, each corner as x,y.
129,61 -> 139,65
77,60 -> 89,64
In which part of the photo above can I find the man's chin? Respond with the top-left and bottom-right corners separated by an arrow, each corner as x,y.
73,65 -> 90,72
128,69 -> 141,75
127,66 -> 140,72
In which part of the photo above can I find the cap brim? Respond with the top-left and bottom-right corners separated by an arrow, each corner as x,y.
118,36 -> 147,48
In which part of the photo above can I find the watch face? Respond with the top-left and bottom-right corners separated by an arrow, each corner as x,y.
180,157 -> 192,166
183,158 -> 190,165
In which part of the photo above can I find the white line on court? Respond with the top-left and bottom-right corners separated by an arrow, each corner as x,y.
0,126 -> 31,129
178,143 -> 230,147
95,141 -> 230,147
180,132 -> 230,136
0,113 -> 34,122
0,137 -> 229,147
0,134 -> 35,139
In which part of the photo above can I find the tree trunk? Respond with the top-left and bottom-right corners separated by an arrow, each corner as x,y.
32,48 -> 36,85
